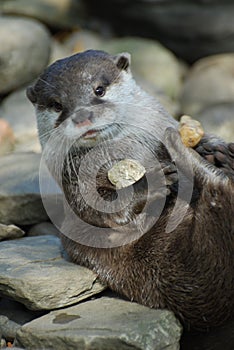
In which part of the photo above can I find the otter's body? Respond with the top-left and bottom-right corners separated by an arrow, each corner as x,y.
27,50 -> 234,330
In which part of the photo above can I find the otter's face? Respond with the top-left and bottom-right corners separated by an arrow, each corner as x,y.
27,50 -> 135,149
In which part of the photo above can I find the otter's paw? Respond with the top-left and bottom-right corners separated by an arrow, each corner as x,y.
164,127 -> 195,177
195,137 -> 234,181
179,115 -> 204,148
164,127 -> 185,156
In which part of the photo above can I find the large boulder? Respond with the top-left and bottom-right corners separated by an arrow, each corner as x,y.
85,0 -> 234,63
180,54 -> 234,115
0,16 -> 51,94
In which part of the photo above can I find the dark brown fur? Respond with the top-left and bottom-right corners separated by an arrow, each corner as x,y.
61,130 -> 234,331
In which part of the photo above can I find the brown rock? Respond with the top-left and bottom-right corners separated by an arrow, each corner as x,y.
0,119 -> 15,156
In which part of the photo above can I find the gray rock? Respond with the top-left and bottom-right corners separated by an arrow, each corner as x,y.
64,29 -> 104,54
28,222 -> 60,237
0,224 -> 25,241
0,339 -> 6,348
2,348 -> 24,350
0,118 -> 15,156
0,0 -> 85,30
0,235 -> 105,310
0,88 -> 41,153
16,297 -> 181,350
0,16 -> 51,94
85,0 -> 234,63
180,54 -> 234,116
102,37 -> 185,99
0,316 -> 20,341
0,152 -> 48,225
0,297 -> 45,326
194,102 -> 234,143
49,39 -> 72,65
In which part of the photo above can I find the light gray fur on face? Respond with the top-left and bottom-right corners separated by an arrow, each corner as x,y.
35,108 -> 59,148
28,49 -> 178,151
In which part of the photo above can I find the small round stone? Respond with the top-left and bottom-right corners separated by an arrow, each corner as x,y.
179,115 -> 204,148
108,159 -> 146,189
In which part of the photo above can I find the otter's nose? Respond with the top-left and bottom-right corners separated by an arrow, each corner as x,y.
71,109 -> 93,125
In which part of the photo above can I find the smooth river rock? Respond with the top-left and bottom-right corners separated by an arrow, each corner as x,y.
0,235 -> 105,310
180,54 -> 234,116
0,224 -> 25,241
0,152 -> 48,225
27,222 -> 60,237
0,118 -> 15,156
0,16 -> 51,94
16,297 -> 182,350
0,88 -> 41,153
194,102 -> 234,143
102,37 -> 185,100
0,0 -> 85,30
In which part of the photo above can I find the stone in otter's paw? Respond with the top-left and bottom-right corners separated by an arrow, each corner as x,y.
27,49 -> 234,331
179,115 -> 204,148
108,159 -> 146,189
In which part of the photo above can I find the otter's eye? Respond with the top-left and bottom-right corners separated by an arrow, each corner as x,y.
95,86 -> 106,97
48,101 -> 63,113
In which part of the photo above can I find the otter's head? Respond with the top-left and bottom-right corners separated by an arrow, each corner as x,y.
27,50 -> 135,149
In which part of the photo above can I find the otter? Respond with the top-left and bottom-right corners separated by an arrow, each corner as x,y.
27,50 -> 234,331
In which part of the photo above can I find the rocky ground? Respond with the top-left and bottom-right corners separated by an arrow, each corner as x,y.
0,1 -> 234,349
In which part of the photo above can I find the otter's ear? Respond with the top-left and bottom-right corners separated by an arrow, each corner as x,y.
113,52 -> 131,71
26,85 -> 37,104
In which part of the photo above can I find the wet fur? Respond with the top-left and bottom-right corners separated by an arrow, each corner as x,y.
27,50 -> 234,331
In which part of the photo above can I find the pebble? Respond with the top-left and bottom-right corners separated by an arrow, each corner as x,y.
108,159 -> 146,189
0,16 -> 51,95
179,115 -> 204,148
